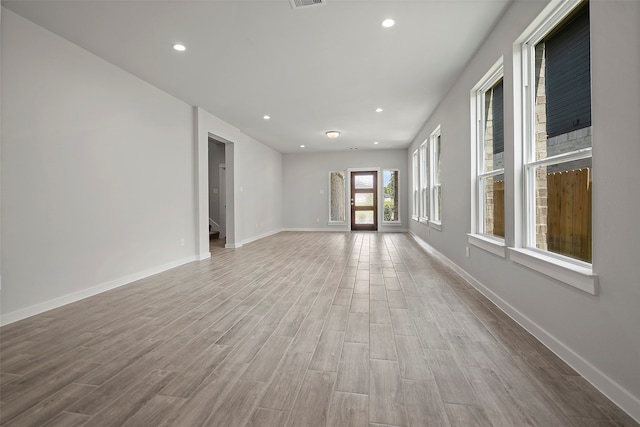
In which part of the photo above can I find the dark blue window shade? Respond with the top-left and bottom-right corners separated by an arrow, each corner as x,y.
544,3 -> 591,138
492,80 -> 504,155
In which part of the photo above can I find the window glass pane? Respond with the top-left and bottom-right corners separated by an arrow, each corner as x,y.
483,79 -> 504,173
534,4 -> 591,161
383,170 -> 399,222
355,210 -> 374,224
354,175 -> 374,189
533,158 -> 592,262
420,144 -> 428,218
543,5 -> 591,138
481,174 -> 505,237
329,171 -> 345,222
435,136 -> 441,184
354,193 -> 373,206
412,151 -> 419,217
430,129 -> 442,222
432,184 -> 441,222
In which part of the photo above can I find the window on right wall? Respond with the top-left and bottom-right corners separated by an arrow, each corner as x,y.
412,149 -> 419,220
472,59 -> 505,245
523,0 -> 592,264
429,126 -> 442,227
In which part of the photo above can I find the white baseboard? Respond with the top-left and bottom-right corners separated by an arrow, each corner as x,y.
282,227 -> 345,232
409,232 -> 640,424
282,228 -> 409,233
241,228 -> 284,246
0,255 -> 198,326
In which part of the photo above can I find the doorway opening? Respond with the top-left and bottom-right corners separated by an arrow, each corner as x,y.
208,138 -> 226,251
350,171 -> 378,231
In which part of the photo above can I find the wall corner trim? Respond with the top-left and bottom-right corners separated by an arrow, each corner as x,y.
409,231 -> 640,423
197,252 -> 212,261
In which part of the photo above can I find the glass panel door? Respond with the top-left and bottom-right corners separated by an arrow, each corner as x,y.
350,171 -> 378,231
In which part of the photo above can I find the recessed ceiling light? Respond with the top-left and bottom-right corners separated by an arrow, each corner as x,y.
374,141 -> 379,145
376,108 -> 383,113
173,44 -> 186,51
300,145 -> 305,148
263,115 -> 271,120
381,18 -> 395,28
325,130 -> 341,139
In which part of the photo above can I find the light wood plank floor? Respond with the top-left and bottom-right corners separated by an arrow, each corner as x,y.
1,232 -> 637,426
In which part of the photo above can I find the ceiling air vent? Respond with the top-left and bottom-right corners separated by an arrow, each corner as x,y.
289,0 -> 326,10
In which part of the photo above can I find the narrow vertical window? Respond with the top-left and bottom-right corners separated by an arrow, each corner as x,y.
429,127 -> 442,225
329,171 -> 346,223
383,169 -> 399,222
412,150 -> 419,220
473,61 -> 505,241
419,141 -> 429,221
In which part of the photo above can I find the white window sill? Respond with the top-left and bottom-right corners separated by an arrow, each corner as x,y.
412,215 -> 419,222
419,217 -> 429,225
382,221 -> 403,226
508,248 -> 598,295
328,222 -> 346,226
467,233 -> 506,258
429,221 -> 442,232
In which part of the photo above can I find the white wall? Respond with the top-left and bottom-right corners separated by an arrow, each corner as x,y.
283,149 -> 408,231
1,8 -> 285,323
407,0 -> 640,420
1,9 -> 197,322
194,107 -> 283,253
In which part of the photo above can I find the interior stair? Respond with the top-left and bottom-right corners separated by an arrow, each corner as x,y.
209,225 -> 220,240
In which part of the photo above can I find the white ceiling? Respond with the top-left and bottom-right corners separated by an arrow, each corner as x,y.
3,0 -> 512,153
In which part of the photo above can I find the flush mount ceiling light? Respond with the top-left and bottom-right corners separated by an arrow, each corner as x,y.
173,44 -> 186,51
263,115 -> 271,120
374,141 -> 380,145
381,18 -> 395,28
375,108 -> 383,113
325,130 -> 341,139
300,145 -> 305,148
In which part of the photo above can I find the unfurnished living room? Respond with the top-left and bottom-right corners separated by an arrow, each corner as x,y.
1,0 -> 639,426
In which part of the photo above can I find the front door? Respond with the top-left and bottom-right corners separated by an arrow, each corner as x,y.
350,171 -> 378,231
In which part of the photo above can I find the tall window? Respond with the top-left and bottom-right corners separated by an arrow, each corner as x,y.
522,0 -> 592,263
419,141 -> 429,221
473,62 -> 505,240
329,171 -> 346,223
429,126 -> 442,224
383,170 -> 399,222
412,150 -> 419,220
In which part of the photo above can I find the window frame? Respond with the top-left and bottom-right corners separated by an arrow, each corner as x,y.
328,170 -> 347,225
429,126 -> 442,229
419,141 -> 429,223
412,150 -> 419,221
382,169 -> 401,224
468,59 -> 507,257
511,0 -> 597,294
